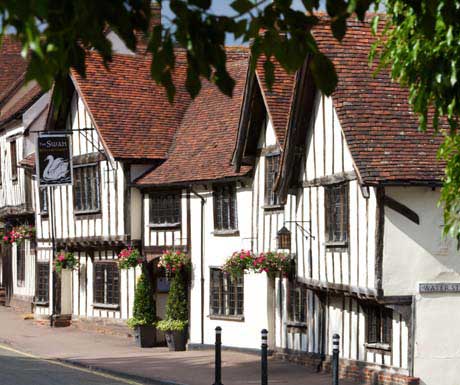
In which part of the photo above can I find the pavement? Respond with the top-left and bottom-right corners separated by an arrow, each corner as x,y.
0,306 -> 359,385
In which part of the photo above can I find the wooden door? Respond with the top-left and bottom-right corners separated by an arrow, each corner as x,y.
1,244 -> 13,306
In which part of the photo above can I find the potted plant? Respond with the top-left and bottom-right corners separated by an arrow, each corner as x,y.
222,250 -> 254,278
252,251 -> 292,278
53,251 -> 78,273
127,271 -> 157,347
156,270 -> 188,351
118,247 -> 143,269
157,249 -> 191,275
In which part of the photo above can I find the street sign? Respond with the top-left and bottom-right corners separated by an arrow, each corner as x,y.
36,133 -> 72,187
419,282 -> 460,293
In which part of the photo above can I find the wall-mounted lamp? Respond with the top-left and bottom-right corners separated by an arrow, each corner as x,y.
277,226 -> 291,250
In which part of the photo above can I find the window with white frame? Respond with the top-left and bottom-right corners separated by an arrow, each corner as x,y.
213,184 -> 238,231
10,140 -> 17,181
366,305 -> 393,346
73,164 -> 100,213
288,282 -> 306,323
265,154 -> 280,206
39,187 -> 48,214
16,241 -> 25,287
36,262 -> 49,303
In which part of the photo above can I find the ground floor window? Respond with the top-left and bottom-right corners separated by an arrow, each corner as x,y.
94,262 -> 120,307
210,268 -> 243,317
16,242 -> 25,287
288,282 -> 306,323
366,305 -> 393,345
36,262 -> 49,303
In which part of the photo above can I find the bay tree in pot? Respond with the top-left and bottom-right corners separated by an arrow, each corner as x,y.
157,252 -> 190,351
127,271 -> 157,348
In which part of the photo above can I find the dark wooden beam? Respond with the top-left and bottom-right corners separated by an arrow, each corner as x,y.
383,195 -> 420,225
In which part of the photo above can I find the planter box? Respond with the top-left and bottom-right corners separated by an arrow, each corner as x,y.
134,325 -> 157,348
165,330 -> 187,351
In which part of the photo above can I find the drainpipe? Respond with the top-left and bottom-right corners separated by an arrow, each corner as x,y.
190,187 -> 206,345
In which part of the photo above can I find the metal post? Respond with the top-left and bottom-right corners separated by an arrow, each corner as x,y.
213,326 -> 223,385
332,333 -> 340,385
261,329 -> 268,385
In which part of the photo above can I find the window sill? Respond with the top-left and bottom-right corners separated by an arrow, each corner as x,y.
364,343 -> 391,352
212,229 -> 240,237
286,321 -> 307,333
33,301 -> 49,307
148,223 -> 181,230
263,204 -> 284,212
209,314 -> 244,322
325,241 -> 348,250
93,303 -> 120,311
74,210 -> 102,218
40,212 -> 49,218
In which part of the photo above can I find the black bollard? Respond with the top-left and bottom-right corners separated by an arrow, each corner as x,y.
261,329 -> 268,385
213,326 -> 223,385
332,333 -> 340,385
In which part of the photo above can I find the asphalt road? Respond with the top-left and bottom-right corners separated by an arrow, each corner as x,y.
0,344 -> 147,385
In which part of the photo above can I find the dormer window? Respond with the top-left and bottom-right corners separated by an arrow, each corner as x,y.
265,154 -> 280,206
325,183 -> 348,247
10,140 -> 17,181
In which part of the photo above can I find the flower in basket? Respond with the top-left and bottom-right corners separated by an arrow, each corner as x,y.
222,250 -> 255,278
252,252 -> 291,277
158,250 -> 191,275
2,225 -> 36,245
54,251 -> 77,273
118,247 -> 143,270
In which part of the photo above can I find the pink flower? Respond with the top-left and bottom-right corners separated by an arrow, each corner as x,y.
172,267 -> 176,272
3,236 -> 8,241
58,255 -> 65,262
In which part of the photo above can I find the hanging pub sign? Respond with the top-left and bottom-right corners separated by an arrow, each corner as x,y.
36,133 -> 73,186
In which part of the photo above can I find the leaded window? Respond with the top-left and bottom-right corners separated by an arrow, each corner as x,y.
366,305 -> 393,345
10,141 -> 17,181
288,283 -> 306,323
265,154 -> 280,206
73,164 -> 100,213
36,262 -> 49,303
325,183 -> 348,243
39,187 -> 48,214
149,192 -> 181,226
210,268 -> 243,317
16,242 -> 25,286
94,262 -> 120,306
213,184 -> 238,231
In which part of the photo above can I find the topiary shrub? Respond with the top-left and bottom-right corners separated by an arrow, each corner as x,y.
157,272 -> 188,331
127,271 -> 156,328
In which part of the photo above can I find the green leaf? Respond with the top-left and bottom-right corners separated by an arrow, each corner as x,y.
331,16 -> 347,41
310,52 -> 338,96
230,0 -> 255,14
263,59 -> 275,91
301,0 -> 320,11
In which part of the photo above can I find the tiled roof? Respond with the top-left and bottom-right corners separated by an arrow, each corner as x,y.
313,17 -> 445,184
0,36 -> 27,101
136,51 -> 252,186
71,50 -> 193,160
0,83 -> 43,127
256,57 -> 296,149
19,153 -> 35,169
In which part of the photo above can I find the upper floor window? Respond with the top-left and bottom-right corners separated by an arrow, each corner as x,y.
16,241 -> 25,287
210,268 -> 244,318
265,154 -> 280,206
10,141 -> 17,181
325,183 -> 348,244
0,151 -> 3,186
366,305 -> 393,347
39,187 -> 48,214
288,283 -> 306,323
213,184 -> 238,231
73,164 -> 100,214
149,191 -> 181,227
94,262 -> 120,307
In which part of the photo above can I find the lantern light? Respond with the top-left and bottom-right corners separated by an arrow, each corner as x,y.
277,226 -> 291,250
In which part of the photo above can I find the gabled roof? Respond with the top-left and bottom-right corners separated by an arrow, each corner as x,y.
278,16 -> 445,199
232,57 -> 296,171
136,50 -> 252,186
0,83 -> 43,127
70,50 -> 193,161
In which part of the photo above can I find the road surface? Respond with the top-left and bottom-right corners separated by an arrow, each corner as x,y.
0,344 -> 148,385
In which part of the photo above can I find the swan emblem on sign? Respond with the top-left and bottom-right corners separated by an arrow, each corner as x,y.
43,155 -> 70,182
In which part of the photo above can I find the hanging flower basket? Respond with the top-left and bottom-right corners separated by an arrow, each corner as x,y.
2,225 -> 35,245
158,250 -> 191,275
252,252 -> 292,278
54,251 -> 77,273
118,247 -> 143,269
222,250 -> 255,278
